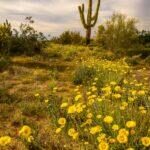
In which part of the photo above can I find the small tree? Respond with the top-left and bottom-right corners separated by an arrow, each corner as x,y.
78,0 -> 101,45
96,13 -> 138,50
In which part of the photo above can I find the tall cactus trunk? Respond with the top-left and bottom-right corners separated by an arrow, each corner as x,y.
78,0 -> 101,45
86,27 -> 91,45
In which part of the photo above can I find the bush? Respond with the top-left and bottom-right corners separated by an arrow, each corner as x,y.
51,31 -> 83,45
127,48 -> 150,58
73,65 -> 96,85
0,17 -> 46,55
0,56 -> 10,71
95,13 -> 138,50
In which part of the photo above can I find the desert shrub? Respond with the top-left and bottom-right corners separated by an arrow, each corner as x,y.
73,65 -> 96,85
0,20 -> 12,54
126,48 -> 150,58
96,13 -> 138,50
125,55 -> 141,66
0,56 -> 10,71
51,31 -> 83,45
0,17 -> 46,55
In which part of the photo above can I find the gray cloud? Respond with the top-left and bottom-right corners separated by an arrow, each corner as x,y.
0,0 -> 149,36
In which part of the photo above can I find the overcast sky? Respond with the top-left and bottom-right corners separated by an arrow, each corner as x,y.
0,0 -> 149,36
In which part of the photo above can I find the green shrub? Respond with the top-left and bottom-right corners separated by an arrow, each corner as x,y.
125,55 -> 141,66
127,48 -> 150,58
0,17 -> 46,56
0,56 -> 10,71
51,31 -> 83,45
73,65 -> 96,85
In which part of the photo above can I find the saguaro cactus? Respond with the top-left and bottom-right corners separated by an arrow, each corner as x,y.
78,0 -> 101,45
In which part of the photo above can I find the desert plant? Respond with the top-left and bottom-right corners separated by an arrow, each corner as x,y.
52,31 -> 83,45
0,20 -> 12,54
96,13 -> 138,50
73,65 -> 96,85
78,0 -> 101,45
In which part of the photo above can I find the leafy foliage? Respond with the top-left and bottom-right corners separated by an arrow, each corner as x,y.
96,13 -> 138,50
0,17 -> 46,55
51,31 -> 83,45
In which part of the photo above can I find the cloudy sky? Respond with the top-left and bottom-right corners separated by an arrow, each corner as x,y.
0,0 -> 149,36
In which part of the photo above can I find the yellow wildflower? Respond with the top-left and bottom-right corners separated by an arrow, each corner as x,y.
141,137 -> 150,147
119,128 -> 129,136
112,124 -> 119,131
0,136 -> 11,146
75,94 -> 82,101
68,105 -> 76,114
98,141 -> 109,150
60,102 -> 68,108
58,118 -> 66,126
103,116 -> 113,124
68,128 -> 76,137
55,128 -> 62,134
126,121 -> 136,128
19,125 -> 32,138
117,134 -> 128,144
90,126 -> 102,135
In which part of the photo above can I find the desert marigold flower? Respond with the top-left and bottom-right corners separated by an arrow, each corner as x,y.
34,93 -> 40,97
27,136 -> 34,143
113,94 -> 121,99
97,133 -> 106,143
90,126 -> 102,135
55,128 -> 62,134
68,128 -> 78,140
98,141 -> 109,150
96,115 -> 102,119
58,118 -> 66,126
87,113 -> 93,118
112,124 -> 119,131
119,128 -> 129,136
103,116 -> 113,124
114,86 -> 121,92
141,109 -> 147,114
141,137 -> 150,147
45,99 -> 49,103
126,121 -> 136,128
138,90 -> 145,96
117,134 -> 128,144
72,132 -> 79,140
122,102 -> 128,107
67,105 -> 76,114
60,102 -> 68,108
68,128 -> 76,137
75,94 -> 82,101
0,136 -> 11,146
19,125 -> 32,138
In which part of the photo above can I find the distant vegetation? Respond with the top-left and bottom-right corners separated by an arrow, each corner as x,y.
0,17 -> 46,56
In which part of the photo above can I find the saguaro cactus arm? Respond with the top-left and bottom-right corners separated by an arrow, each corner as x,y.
91,0 -> 101,27
78,4 -> 88,28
